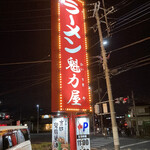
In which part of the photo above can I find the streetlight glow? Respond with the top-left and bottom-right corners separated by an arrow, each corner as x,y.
103,40 -> 108,46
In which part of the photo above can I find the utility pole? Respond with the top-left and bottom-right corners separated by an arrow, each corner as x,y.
131,91 -> 139,136
92,104 -> 96,135
102,0 -> 110,37
36,104 -> 39,134
95,2 -> 120,150
97,77 -> 104,134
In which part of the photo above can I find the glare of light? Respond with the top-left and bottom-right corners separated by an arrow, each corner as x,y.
57,111 -> 60,116
128,114 -> 131,117
36,104 -> 39,108
103,40 -> 108,46
60,0 -> 65,3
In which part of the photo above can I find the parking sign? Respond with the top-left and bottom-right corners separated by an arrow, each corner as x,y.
76,117 -> 90,150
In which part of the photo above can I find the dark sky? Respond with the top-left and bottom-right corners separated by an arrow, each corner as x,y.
0,0 -> 149,119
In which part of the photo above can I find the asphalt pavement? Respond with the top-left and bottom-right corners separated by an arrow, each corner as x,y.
30,132 -> 150,150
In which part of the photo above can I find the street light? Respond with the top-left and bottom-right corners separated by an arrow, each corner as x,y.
103,40 -> 108,46
36,104 -> 39,134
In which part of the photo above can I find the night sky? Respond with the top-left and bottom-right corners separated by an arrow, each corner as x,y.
0,0 -> 149,119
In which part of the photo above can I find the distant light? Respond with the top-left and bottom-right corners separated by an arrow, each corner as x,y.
36,104 -> 39,108
5,115 -> 10,119
0,124 -> 7,126
124,123 -> 128,126
128,114 -> 131,117
103,40 -> 108,46
43,115 -> 49,119
57,111 -> 60,116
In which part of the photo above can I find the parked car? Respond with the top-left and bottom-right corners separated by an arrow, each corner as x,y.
0,126 -> 32,150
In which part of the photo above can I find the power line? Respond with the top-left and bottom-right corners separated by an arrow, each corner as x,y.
1,21 -> 50,26
113,0 -> 132,8
111,55 -> 150,71
87,1 -> 149,36
111,37 -> 150,53
1,15 -> 51,21
114,0 -> 135,13
113,1 -> 149,21
0,28 -> 51,32
94,55 -> 150,78
88,37 -> 149,52
0,77 -> 50,96
88,40 -> 100,50
111,6 -> 149,28
1,76 -> 51,84
0,8 -> 51,14
0,55 -> 50,75
110,17 -> 150,35
111,61 -> 150,76
111,11 -> 149,32
0,59 -> 51,66
87,0 -> 131,30
0,73 -> 51,81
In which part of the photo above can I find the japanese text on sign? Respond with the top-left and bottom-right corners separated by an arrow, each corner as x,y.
59,0 -> 91,111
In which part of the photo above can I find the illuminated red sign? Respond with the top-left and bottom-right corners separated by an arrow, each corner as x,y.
0,124 -> 7,126
58,0 -> 91,112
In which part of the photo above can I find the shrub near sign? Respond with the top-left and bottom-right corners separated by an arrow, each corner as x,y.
76,117 -> 90,150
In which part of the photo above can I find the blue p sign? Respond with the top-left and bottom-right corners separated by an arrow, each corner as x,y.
83,122 -> 88,131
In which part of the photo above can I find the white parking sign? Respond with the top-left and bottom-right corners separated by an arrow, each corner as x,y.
76,117 -> 90,150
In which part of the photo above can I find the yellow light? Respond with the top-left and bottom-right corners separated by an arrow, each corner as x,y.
82,1 -> 92,112
58,2 -> 63,111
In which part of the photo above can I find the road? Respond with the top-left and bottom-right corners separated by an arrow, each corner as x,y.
30,133 -> 150,150
90,135 -> 150,150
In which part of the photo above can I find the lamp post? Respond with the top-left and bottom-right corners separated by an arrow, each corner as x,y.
36,104 -> 39,134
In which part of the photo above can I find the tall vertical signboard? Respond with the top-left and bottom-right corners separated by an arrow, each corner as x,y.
52,117 -> 69,149
51,0 -> 92,149
51,0 -> 92,112
76,117 -> 90,150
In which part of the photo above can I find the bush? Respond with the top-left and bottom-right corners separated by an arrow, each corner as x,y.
32,142 -> 52,150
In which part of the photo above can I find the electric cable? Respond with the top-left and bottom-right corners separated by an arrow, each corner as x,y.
111,61 -> 150,76
0,8 -> 51,14
111,55 -> 150,71
110,37 -> 150,53
0,55 -> 50,75
87,1 -> 149,35
1,15 -> 51,21
0,76 -> 51,84
93,56 -> 150,79
111,11 -> 150,32
1,21 -> 51,26
110,17 -> 150,35
111,6 -> 149,28
113,1 -> 149,22
0,59 -> 51,66
0,77 -> 50,96
114,0 -> 135,12
0,28 -> 51,32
